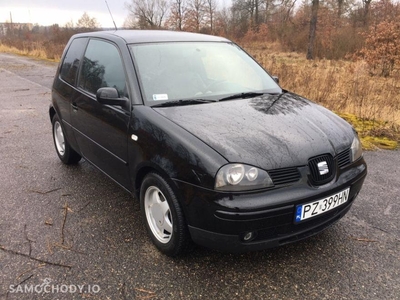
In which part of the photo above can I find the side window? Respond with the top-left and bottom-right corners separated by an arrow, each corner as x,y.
60,38 -> 87,85
78,39 -> 128,98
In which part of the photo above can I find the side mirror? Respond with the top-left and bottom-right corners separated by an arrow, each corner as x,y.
272,76 -> 279,84
96,87 -> 127,107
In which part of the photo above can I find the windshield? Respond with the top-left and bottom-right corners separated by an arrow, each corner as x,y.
129,42 -> 281,106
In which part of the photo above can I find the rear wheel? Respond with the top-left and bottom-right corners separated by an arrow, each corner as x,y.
52,114 -> 81,164
140,172 -> 191,256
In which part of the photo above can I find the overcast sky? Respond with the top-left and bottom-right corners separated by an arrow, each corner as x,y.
0,0 -> 129,27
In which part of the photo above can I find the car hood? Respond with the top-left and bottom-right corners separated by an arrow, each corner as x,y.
153,92 -> 354,170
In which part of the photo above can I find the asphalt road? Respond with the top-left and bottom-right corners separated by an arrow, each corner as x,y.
0,53 -> 399,300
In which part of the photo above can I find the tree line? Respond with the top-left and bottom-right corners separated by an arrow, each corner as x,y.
1,1 -> 399,75
124,0 -> 400,70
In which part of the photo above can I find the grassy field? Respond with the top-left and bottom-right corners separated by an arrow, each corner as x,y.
246,45 -> 400,149
0,43 -> 60,62
1,41 -> 398,149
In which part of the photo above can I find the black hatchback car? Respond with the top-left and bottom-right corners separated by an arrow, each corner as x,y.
50,30 -> 367,256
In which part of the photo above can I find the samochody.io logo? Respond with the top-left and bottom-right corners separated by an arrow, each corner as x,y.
9,278 -> 101,295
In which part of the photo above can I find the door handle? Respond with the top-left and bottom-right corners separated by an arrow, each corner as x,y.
71,102 -> 78,111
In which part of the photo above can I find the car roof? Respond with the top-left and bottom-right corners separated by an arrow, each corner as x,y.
73,30 -> 230,44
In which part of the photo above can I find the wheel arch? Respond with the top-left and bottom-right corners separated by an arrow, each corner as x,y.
134,162 -> 180,202
49,105 -> 56,122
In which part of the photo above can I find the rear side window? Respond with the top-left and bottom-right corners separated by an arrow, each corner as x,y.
60,38 -> 87,85
78,39 -> 127,98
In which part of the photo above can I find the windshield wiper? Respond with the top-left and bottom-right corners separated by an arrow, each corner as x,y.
151,99 -> 217,108
219,92 -> 265,102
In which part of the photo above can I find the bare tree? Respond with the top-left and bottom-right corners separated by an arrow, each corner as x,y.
186,0 -> 207,32
306,0 -> 319,60
362,0 -> 373,25
214,6 -> 232,36
125,0 -> 169,29
76,12 -> 100,29
254,0 -> 260,27
231,0 -> 264,32
230,0 -> 253,35
64,20 -> 75,29
337,0 -> 345,17
169,0 -> 187,30
205,0 -> 217,33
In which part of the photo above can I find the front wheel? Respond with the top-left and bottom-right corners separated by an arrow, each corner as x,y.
52,114 -> 81,164
140,173 -> 191,256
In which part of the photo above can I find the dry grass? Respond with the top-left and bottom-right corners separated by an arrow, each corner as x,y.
246,44 -> 400,149
0,43 -> 60,62
247,47 -> 400,125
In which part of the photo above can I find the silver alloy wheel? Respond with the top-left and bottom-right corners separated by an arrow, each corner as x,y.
54,121 -> 65,156
144,186 -> 173,243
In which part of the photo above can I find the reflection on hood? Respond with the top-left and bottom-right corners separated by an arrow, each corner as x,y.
154,92 -> 353,170
249,92 -> 310,115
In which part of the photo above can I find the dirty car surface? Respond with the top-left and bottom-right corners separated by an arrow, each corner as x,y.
50,30 -> 367,256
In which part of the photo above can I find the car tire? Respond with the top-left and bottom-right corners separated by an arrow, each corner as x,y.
52,114 -> 81,164
140,172 -> 191,256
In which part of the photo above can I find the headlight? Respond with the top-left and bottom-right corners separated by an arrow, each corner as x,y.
351,134 -> 363,162
215,164 -> 273,191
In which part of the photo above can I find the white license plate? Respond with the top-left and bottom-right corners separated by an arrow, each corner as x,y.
294,188 -> 350,223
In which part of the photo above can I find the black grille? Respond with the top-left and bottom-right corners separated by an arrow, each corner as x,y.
337,149 -> 351,168
308,154 -> 335,185
269,167 -> 301,186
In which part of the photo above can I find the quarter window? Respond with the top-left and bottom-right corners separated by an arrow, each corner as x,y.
78,39 -> 128,98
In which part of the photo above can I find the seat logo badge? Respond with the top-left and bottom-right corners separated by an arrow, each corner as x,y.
317,161 -> 329,175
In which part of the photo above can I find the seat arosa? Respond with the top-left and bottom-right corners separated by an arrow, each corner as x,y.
50,30 -> 367,256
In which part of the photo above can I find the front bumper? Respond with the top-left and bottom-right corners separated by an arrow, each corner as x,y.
174,157 -> 367,253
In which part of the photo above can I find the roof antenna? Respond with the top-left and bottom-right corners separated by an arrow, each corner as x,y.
105,0 -> 117,30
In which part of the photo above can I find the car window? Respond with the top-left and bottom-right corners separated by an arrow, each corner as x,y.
60,38 -> 87,85
130,42 -> 280,105
78,39 -> 128,98
200,46 -> 263,90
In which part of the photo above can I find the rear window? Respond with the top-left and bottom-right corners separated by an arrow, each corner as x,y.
60,38 -> 88,85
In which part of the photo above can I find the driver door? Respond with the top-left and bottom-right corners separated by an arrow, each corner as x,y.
71,38 -> 131,189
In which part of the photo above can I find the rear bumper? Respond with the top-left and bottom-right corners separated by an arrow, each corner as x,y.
175,157 -> 367,252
